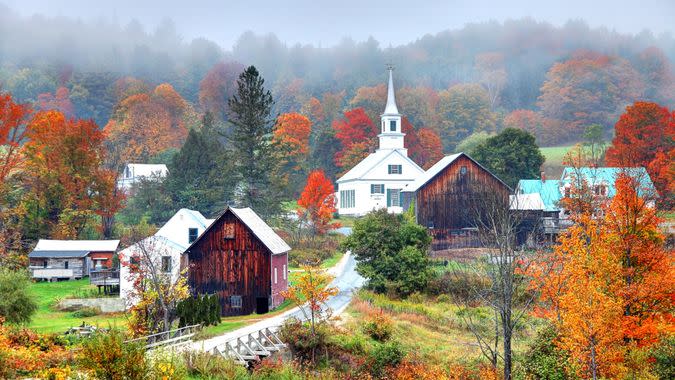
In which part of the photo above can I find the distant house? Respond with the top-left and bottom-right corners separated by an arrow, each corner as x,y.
184,207 -> 290,316
119,209 -> 214,303
117,163 -> 169,190
402,153 -> 512,251
514,167 -> 657,240
28,239 -> 120,281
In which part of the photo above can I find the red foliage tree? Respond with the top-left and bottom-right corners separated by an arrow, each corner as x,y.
198,61 -> 245,121
605,101 -> 674,205
0,92 -> 32,184
37,87 -> 74,118
297,170 -> 339,235
332,108 -> 377,170
413,128 -> 444,169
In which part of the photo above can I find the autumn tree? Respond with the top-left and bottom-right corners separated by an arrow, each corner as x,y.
538,51 -> 645,144
297,170 -> 338,236
411,128 -> 444,169
437,83 -> 497,150
228,65 -> 284,218
503,109 -> 560,146
198,61 -> 245,122
37,87 -> 74,117
635,47 -> 675,106
349,84 -> 386,123
0,92 -> 32,186
397,86 -> 440,131
21,111 -> 119,239
274,112 -> 312,196
605,101 -> 674,205
332,108 -> 378,171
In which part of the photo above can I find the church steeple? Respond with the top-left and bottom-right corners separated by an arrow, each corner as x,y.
378,65 -> 406,152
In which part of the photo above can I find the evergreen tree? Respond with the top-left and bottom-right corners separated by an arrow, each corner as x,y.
227,66 -> 283,218
165,112 -> 233,216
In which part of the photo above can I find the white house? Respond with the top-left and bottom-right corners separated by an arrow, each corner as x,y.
119,208 -> 214,304
117,163 -> 169,190
336,68 -> 424,216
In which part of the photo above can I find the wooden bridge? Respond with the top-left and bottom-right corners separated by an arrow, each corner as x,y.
210,327 -> 286,365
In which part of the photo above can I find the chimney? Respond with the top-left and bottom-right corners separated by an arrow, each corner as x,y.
541,171 -> 546,183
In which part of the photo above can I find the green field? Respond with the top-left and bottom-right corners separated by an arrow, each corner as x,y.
540,145 -> 573,167
27,279 -> 126,334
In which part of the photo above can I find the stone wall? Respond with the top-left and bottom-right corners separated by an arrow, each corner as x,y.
58,297 -> 126,313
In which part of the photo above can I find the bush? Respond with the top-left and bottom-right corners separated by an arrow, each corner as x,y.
425,271 -> 490,303
183,350 -> 249,379
0,269 -> 38,324
651,336 -> 675,380
78,329 -> 148,380
289,248 -> 335,267
177,293 -> 221,327
362,311 -> 393,342
278,318 -> 331,364
149,350 -> 188,380
368,340 -> 405,378
522,324 -> 574,380
71,306 -> 101,318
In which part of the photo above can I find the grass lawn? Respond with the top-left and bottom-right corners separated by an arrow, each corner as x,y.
28,279 -> 126,334
540,145 -> 573,167
333,215 -> 357,228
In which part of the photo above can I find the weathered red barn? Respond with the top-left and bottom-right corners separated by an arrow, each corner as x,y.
402,153 -> 511,250
183,207 -> 290,316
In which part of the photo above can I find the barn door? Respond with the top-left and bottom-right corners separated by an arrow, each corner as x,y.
256,297 -> 269,314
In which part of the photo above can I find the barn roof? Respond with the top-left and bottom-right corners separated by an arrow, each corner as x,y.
186,207 -> 291,255
33,239 -> 120,252
509,193 -> 546,211
28,250 -> 90,258
403,152 -> 511,193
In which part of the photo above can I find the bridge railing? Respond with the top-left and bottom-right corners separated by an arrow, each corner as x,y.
125,324 -> 201,350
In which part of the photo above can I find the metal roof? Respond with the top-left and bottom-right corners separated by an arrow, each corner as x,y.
28,250 -> 90,258
509,193 -> 546,211
33,239 -> 120,252
383,68 -> 400,115
516,179 -> 562,212
185,207 -> 291,255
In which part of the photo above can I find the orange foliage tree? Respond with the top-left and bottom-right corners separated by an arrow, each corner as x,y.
198,61 -> 245,121
0,92 -> 32,185
333,108 -> 377,171
22,111 -> 120,238
409,127 -> 443,170
105,83 -> 190,166
275,112 -> 312,156
37,87 -> 74,117
297,170 -> 339,235
605,101 -> 674,206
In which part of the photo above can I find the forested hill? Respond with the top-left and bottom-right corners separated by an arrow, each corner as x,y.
0,4 -> 673,149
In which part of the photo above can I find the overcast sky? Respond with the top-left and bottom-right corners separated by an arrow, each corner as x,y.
3,0 -> 674,49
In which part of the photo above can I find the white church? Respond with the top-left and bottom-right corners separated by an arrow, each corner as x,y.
336,68 -> 424,216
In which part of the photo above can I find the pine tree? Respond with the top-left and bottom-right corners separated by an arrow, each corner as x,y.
165,112 -> 233,216
227,66 -> 283,218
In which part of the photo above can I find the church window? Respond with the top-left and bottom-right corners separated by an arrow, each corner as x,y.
388,164 -> 402,174
389,120 -> 397,131
340,190 -> 355,208
371,184 -> 384,194
387,189 -> 402,207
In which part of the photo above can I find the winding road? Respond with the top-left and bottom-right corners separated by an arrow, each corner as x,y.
191,250 -> 365,352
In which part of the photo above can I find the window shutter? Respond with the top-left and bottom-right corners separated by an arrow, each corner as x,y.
386,189 -> 391,207
399,191 -> 404,207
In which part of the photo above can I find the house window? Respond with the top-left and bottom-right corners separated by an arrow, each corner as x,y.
340,190 -> 355,208
43,260 -> 48,268
387,189 -> 402,207
460,166 -> 467,175
223,223 -> 235,239
188,228 -> 198,244
388,164 -> 402,174
389,120 -> 397,131
230,295 -> 242,309
161,256 -> 172,273
370,184 -> 384,194
274,268 -> 278,284
594,185 -> 607,196
283,264 -> 287,280
64,261 -> 69,269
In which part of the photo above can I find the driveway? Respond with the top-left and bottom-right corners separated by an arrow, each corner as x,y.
191,250 -> 365,352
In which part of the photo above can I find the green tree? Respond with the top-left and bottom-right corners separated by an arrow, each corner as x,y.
582,124 -> 606,166
437,84 -> 497,150
343,209 -> 433,296
165,112 -> 233,216
471,128 -> 545,188
455,131 -> 494,155
0,269 -> 38,324
227,66 -> 284,218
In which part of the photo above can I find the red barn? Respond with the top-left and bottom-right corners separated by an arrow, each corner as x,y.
183,207 -> 290,316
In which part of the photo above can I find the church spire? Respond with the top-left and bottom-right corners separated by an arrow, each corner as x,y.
383,65 -> 400,115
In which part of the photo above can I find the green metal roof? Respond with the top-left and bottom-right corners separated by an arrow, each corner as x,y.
517,167 -> 656,212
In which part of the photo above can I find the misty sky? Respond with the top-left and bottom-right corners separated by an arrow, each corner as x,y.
3,0 -> 674,49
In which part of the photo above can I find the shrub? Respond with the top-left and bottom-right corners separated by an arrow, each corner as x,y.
149,350 -> 188,380
425,271 -> 490,303
368,340 -> 405,378
183,350 -> 249,379
278,318 -> 331,364
0,324 -> 73,377
78,329 -> 148,380
177,293 -> 221,327
521,324 -> 573,380
362,311 -> 393,342
650,336 -> 675,380
71,306 -> 101,318
386,359 -> 449,380
0,269 -> 38,324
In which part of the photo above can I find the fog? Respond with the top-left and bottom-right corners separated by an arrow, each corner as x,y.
2,0 -> 674,49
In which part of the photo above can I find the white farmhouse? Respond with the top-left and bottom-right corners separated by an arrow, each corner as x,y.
336,68 -> 424,216
117,163 -> 169,190
118,208 -> 214,304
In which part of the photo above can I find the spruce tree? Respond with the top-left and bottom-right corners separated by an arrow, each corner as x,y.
227,66 -> 283,218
